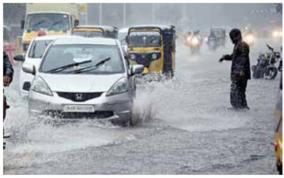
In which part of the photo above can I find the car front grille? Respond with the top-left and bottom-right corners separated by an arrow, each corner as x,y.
57,92 -> 103,102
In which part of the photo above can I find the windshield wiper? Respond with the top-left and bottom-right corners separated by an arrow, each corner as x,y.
65,57 -> 111,74
32,20 -> 46,29
46,60 -> 92,73
49,21 -> 63,30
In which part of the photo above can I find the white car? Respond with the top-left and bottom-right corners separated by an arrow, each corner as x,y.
14,35 -> 67,97
22,36 -> 144,126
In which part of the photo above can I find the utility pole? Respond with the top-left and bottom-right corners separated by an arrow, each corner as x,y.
123,3 -> 126,27
99,3 -> 103,25
152,3 -> 155,24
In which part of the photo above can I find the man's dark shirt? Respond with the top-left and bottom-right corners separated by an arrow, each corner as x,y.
3,51 -> 14,80
223,41 -> 251,80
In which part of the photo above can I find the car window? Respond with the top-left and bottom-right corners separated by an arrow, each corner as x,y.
28,40 -> 53,58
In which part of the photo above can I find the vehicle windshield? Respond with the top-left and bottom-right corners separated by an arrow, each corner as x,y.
28,40 -> 53,58
128,31 -> 161,47
72,31 -> 104,38
210,29 -> 225,38
26,13 -> 70,31
40,44 -> 125,74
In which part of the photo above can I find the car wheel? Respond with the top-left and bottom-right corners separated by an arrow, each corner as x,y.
112,119 -> 131,127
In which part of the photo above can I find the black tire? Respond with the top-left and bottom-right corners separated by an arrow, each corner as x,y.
277,161 -> 282,175
111,113 -> 134,127
264,67 -> 278,80
111,119 -> 129,127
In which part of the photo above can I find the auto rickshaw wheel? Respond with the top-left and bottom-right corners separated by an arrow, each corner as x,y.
277,160 -> 282,175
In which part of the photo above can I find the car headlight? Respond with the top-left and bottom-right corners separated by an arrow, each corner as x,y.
152,53 -> 158,59
31,76 -> 53,96
186,36 -> 192,44
130,54 -> 136,60
106,77 -> 129,96
244,35 -> 255,44
191,37 -> 200,46
273,30 -> 282,38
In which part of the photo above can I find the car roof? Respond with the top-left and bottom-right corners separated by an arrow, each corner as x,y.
129,24 -> 174,30
52,36 -> 118,45
27,11 -> 71,15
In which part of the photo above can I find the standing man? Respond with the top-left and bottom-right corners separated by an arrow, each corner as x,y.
219,28 -> 251,109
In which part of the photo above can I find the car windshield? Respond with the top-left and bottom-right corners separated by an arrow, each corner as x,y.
40,44 -> 125,74
128,31 -> 161,47
26,13 -> 70,31
28,40 -> 53,58
72,31 -> 104,38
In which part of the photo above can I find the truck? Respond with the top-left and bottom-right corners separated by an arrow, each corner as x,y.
20,3 -> 80,53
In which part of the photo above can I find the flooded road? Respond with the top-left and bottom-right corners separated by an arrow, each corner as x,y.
3,38 -> 281,174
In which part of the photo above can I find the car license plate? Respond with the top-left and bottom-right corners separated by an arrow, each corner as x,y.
63,105 -> 95,113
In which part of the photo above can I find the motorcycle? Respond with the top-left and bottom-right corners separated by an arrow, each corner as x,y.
252,44 -> 281,80
207,37 -> 219,51
184,31 -> 202,54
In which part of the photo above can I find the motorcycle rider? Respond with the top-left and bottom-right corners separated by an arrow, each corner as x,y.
219,28 -> 251,109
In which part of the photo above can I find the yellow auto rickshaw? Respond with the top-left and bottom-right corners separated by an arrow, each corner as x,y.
275,92 -> 282,174
72,25 -> 118,38
126,25 -> 176,77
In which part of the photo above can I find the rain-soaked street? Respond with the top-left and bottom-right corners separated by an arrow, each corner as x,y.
3,38 -> 281,174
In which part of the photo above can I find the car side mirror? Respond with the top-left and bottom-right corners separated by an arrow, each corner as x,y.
22,63 -> 36,75
131,64 -> 144,75
74,19 -> 79,27
21,20 -> 25,29
14,55 -> 25,62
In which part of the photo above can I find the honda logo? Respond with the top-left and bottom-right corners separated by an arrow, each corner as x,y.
75,93 -> 84,101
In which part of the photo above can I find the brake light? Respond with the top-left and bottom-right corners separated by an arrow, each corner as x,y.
37,30 -> 47,36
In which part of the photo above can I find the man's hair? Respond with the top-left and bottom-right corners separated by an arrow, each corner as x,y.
229,28 -> 242,44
